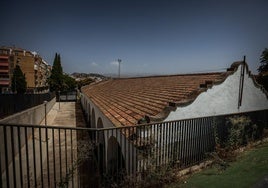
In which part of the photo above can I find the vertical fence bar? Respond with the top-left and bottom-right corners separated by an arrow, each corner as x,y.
123,128 -> 127,176
186,120 -> 191,166
0,138 -> 2,188
183,120 -> 187,166
193,119 -> 197,164
164,122 -> 168,165
205,118 -> 209,154
128,127 -> 131,175
172,122 -> 176,164
209,117 -> 213,150
119,128 -> 123,182
128,127 -> 132,174
70,129 -> 74,188
52,129 -> 56,187
182,120 -> 186,166
174,122 -> 179,164
201,118 -> 205,160
65,129 -> 68,179
32,127 -> 37,187
59,129 -> 62,181
96,130 -> 100,177
10,126 -> 17,188
25,127 -> 30,188
3,126 -> 10,188
208,117 -> 212,151
192,119 -> 195,165
202,118 -> 206,159
141,125 -> 143,173
212,117 -> 216,150
45,126 -> 50,187
167,122 -> 170,165
172,122 -> 175,163
191,119 -> 194,165
146,125 -> 152,169
39,127 -> 44,187
115,129 -> 119,182
193,119 -> 198,164
197,118 -> 201,162
153,124 -> 156,167
178,121 -> 181,167
210,117 -> 215,151
150,124 -> 153,170
180,121 -> 185,167
18,126 -> 23,187
159,123 -> 163,166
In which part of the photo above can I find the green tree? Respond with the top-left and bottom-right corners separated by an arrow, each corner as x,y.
11,65 -> 27,94
258,48 -> 268,73
257,48 -> 268,91
77,77 -> 94,90
62,74 -> 77,91
49,53 -> 64,92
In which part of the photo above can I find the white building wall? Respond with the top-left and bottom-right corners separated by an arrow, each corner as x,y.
165,65 -> 268,121
80,92 -> 137,174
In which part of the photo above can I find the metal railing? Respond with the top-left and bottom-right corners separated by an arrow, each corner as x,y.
56,91 -> 77,102
0,109 -> 267,187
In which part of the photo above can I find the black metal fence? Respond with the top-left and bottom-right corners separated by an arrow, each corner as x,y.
0,109 -> 267,187
56,91 -> 77,102
0,92 -> 55,119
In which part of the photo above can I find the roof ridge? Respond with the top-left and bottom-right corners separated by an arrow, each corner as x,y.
113,71 -> 225,80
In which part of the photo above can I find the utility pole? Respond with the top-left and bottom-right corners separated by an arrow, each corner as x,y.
118,59 -> 122,78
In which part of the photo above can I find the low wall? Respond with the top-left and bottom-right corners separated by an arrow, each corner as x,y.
0,97 -> 56,124
0,97 -> 56,183
0,92 -> 55,119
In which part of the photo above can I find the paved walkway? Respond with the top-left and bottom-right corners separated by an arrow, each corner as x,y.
2,101 -> 98,188
40,102 -> 86,127
38,102 -> 87,187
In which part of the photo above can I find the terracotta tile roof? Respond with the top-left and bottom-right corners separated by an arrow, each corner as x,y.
82,64 -> 240,127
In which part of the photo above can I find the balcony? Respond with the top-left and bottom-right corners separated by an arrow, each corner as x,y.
0,69 -> 8,73
0,62 -> 9,66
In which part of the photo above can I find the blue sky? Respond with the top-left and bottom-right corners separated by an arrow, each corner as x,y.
1,0 -> 268,75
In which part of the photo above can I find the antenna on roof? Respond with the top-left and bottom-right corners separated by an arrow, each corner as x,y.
118,59 -> 122,78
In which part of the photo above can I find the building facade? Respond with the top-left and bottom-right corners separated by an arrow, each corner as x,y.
0,47 -> 51,93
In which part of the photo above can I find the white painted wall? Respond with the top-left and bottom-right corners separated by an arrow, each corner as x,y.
165,65 -> 268,121
80,93 -> 137,174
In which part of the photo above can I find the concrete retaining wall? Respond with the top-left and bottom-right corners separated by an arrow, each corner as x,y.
0,97 -> 56,124
0,97 -> 56,184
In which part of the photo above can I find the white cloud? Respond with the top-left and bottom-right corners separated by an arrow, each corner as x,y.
110,61 -> 119,66
91,62 -> 98,66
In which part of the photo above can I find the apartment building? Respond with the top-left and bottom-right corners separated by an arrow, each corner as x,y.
0,47 -> 51,93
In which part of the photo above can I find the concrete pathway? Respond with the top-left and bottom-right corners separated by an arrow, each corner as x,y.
36,102 -> 87,187
40,102 -> 87,187
40,102 -> 86,127
2,102 -> 96,188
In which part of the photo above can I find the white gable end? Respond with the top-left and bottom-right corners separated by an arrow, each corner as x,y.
165,65 -> 268,121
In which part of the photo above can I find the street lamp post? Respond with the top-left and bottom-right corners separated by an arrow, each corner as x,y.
58,90 -> 61,110
44,100 -> 47,126
44,100 -> 50,183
